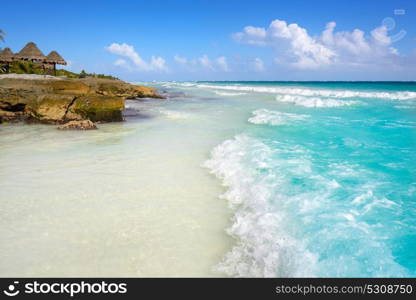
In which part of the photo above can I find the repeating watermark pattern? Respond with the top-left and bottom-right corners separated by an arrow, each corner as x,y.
394,9 -> 406,15
373,9 -> 407,44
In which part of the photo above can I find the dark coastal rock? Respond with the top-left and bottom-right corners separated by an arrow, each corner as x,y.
0,75 -> 164,126
69,95 -> 124,122
0,110 -> 25,122
58,120 -> 97,130
27,94 -> 80,123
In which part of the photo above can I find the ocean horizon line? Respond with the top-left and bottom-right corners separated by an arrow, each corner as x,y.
142,80 -> 416,83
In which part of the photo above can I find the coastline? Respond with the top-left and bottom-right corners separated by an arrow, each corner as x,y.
2,0 -> 416,282
0,74 -> 163,127
0,97 -> 234,277
1,80 -> 415,277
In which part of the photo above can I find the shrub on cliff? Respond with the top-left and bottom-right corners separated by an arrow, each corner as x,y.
8,61 -> 44,75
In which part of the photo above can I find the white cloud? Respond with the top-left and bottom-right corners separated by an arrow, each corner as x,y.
198,55 -> 214,70
174,55 -> 187,64
216,56 -> 230,72
233,26 -> 267,46
175,54 -> 230,72
233,19 -> 401,69
371,26 -> 391,46
252,57 -> 265,72
106,43 -> 168,72
114,58 -> 127,66
150,56 -> 168,71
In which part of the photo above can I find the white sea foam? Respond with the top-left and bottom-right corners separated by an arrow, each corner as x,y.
179,82 -> 197,87
205,135 -> 409,277
194,83 -> 416,100
275,94 -> 359,107
382,120 -> 416,129
394,104 -> 416,109
204,135 -> 318,277
157,108 -> 192,120
214,91 -> 247,96
248,109 -> 309,125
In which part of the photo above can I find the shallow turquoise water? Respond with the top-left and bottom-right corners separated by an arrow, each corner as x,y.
154,81 -> 416,277
1,80 -> 415,277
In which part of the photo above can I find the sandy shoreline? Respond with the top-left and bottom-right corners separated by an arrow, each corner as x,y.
0,99 -> 233,277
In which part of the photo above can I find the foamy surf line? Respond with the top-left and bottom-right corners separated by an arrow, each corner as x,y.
194,84 -> 416,100
203,135 -> 318,277
275,95 -> 359,107
157,108 -> 193,120
248,109 -> 309,125
204,134 -> 410,277
214,91 -> 247,96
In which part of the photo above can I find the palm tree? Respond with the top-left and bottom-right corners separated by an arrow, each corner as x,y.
0,30 -> 5,73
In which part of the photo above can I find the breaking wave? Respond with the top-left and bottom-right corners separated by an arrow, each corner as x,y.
195,83 -> 416,100
275,95 -> 359,107
214,91 -> 247,96
248,109 -> 309,125
204,135 -> 410,277
204,135 -> 318,277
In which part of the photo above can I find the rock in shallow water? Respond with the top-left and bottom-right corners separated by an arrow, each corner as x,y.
57,120 -> 97,130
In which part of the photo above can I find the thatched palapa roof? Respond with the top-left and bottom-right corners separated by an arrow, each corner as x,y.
0,47 -> 14,62
15,42 -> 45,61
45,50 -> 67,65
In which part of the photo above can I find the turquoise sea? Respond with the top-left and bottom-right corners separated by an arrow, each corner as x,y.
0,81 -> 415,277
152,81 -> 416,277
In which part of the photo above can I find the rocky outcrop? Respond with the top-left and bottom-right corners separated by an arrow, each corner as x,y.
82,78 -> 164,99
58,120 -> 97,130
0,75 -> 164,125
0,110 -> 25,122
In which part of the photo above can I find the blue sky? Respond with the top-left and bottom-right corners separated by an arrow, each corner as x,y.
2,0 -> 416,81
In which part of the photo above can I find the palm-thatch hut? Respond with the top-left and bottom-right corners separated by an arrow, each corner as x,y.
0,47 -> 14,62
15,42 -> 46,62
0,47 -> 14,73
1,42 -> 67,75
45,50 -> 67,75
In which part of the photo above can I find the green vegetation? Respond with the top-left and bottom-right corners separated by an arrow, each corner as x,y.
54,68 -> 81,78
0,29 -> 6,73
52,68 -> 119,80
8,61 -> 44,74
74,70 -> 119,80
79,70 -> 87,78
1,61 -> 119,80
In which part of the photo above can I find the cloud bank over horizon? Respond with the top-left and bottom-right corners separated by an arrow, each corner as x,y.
233,19 -> 407,70
104,18 -> 415,80
5,1 -> 415,81
173,54 -> 230,72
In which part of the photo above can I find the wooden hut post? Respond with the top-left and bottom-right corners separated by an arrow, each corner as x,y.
15,42 -> 46,73
0,47 -> 14,73
45,51 -> 67,76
